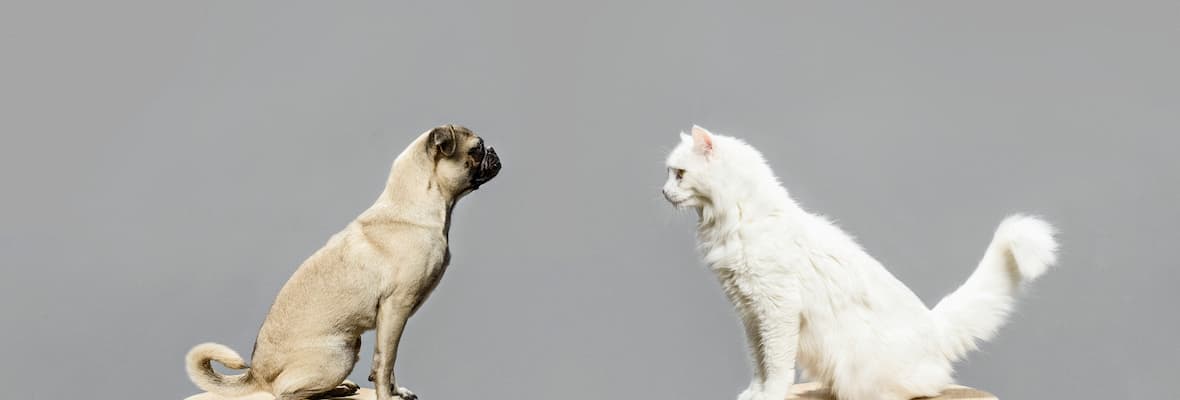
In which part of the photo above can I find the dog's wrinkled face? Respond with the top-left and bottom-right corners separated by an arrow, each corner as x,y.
425,124 -> 502,196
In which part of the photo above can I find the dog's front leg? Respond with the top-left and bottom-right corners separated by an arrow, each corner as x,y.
371,300 -> 415,400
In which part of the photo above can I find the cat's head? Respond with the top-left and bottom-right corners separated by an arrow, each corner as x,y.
662,125 -> 771,210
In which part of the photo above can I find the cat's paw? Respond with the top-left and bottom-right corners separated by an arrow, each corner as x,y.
736,384 -> 764,400
757,385 -> 790,400
737,388 -> 760,400
394,386 -> 418,400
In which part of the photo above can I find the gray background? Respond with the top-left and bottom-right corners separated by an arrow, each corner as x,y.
1,1 -> 1176,399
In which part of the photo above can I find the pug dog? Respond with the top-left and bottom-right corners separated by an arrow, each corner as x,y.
186,124 -> 501,400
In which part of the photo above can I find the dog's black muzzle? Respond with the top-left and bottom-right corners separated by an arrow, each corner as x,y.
470,145 -> 501,190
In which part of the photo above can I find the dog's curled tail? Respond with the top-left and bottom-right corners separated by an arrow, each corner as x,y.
932,215 -> 1059,361
186,342 -> 260,397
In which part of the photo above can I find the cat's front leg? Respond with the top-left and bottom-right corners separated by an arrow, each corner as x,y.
755,317 -> 798,400
736,306 -> 767,400
724,278 -> 768,400
748,283 -> 801,400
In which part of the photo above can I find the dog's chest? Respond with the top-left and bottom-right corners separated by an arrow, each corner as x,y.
426,246 -> 451,282
412,238 -> 449,280
404,243 -> 449,313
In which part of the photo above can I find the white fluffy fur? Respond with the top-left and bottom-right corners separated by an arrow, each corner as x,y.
662,126 -> 1058,400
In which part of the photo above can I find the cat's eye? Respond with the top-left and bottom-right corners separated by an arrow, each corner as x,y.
672,168 -> 685,180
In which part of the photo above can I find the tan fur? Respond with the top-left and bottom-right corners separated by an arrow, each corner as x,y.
186,125 -> 500,400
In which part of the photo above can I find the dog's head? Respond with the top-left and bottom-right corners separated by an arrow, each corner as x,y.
421,124 -> 502,197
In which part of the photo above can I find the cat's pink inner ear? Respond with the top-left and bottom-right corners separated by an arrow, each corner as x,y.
691,125 -> 714,155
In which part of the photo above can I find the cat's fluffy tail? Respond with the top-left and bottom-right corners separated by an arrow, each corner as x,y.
931,215 -> 1058,361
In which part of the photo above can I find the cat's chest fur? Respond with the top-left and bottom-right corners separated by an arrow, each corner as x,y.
696,213 -> 806,291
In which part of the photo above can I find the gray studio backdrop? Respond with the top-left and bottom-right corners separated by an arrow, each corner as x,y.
1,1 -> 1176,399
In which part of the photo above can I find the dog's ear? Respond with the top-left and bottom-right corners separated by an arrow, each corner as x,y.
429,125 -> 458,157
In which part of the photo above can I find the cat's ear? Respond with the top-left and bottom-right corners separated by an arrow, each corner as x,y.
679,132 -> 691,143
691,125 -> 714,156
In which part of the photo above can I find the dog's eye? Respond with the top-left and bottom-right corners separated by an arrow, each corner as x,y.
673,168 -> 685,180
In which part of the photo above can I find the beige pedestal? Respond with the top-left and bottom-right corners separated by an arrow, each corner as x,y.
787,382 -> 997,399
184,389 -> 372,400
185,382 -> 997,400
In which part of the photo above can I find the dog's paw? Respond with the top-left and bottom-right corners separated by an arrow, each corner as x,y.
318,381 -> 361,398
394,386 -> 417,400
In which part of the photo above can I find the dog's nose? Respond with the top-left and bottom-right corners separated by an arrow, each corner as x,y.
485,147 -> 501,170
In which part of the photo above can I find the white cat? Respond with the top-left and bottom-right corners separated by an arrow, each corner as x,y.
662,126 -> 1058,400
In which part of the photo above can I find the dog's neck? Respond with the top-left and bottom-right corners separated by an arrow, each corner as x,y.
360,143 -> 456,235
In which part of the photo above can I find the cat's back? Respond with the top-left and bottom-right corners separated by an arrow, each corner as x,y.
738,210 -> 856,256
